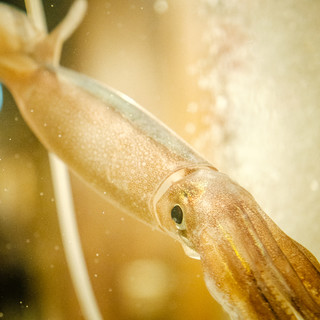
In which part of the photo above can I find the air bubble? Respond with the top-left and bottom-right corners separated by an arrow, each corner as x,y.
310,180 -> 319,191
185,122 -> 196,134
153,0 -> 168,14
187,102 -> 198,113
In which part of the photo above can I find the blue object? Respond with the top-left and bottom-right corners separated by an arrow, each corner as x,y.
0,83 -> 3,111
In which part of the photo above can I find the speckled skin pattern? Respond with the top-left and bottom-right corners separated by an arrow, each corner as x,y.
0,1 -> 319,319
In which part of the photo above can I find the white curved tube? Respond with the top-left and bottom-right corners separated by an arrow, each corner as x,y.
24,1 -> 103,319
49,154 -> 103,320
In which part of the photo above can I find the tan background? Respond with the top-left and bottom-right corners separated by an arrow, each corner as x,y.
0,0 -> 319,319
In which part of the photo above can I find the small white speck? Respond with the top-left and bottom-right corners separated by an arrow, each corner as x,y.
96,253 -> 99,257
40,192 -> 44,196
30,109 -> 34,113
310,179 -> 319,191
58,134 -> 62,138
216,95 -> 228,111
120,217 -> 125,221
94,273 -> 98,278
108,288 -> 113,293
185,122 -> 196,134
187,102 -> 198,113
153,0 -> 168,14
0,311 -> 4,317
26,239 -> 30,244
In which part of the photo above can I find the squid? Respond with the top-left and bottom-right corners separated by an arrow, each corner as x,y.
0,1 -> 319,319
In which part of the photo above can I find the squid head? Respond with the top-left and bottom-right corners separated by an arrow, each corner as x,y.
152,166 -> 320,320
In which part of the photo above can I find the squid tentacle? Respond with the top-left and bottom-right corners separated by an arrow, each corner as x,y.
199,196 -> 320,319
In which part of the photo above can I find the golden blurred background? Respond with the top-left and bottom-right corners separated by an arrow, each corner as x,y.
0,0 -> 320,319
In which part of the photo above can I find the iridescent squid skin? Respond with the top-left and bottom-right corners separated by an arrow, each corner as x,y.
0,1 -> 319,319
154,167 -> 320,319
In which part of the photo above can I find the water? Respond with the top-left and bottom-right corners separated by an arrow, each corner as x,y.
0,84 -> 3,111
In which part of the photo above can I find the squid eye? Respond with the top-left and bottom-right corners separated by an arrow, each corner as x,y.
171,204 -> 183,224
